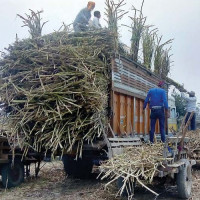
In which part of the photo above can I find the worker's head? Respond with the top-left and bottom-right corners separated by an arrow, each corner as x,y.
87,1 -> 95,11
189,91 -> 195,97
94,11 -> 101,19
158,81 -> 165,88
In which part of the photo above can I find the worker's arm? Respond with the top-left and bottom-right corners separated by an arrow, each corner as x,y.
181,92 -> 190,101
143,90 -> 151,109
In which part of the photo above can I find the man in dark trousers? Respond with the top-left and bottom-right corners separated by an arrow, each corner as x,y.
73,1 -> 95,32
143,81 -> 169,143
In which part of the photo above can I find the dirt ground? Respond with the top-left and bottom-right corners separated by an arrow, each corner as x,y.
0,161 -> 200,200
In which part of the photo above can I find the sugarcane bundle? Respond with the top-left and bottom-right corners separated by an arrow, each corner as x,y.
0,30 -> 114,156
105,0 -> 128,53
142,27 -> 157,70
129,0 -> 146,62
187,129 -> 200,159
99,143 -> 172,197
154,36 -> 173,79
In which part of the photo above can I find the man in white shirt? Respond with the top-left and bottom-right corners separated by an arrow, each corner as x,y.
92,11 -> 102,29
181,91 -> 197,130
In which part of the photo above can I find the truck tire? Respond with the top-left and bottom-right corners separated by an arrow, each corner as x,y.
177,159 -> 192,199
62,155 -> 93,179
1,160 -> 24,188
117,177 -> 135,197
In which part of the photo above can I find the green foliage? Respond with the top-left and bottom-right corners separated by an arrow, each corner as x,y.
105,0 -> 128,53
154,37 -> 173,79
130,0 -> 146,62
172,92 -> 186,117
17,9 -> 48,39
142,28 -> 156,69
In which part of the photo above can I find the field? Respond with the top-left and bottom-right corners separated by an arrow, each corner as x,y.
0,162 -> 200,200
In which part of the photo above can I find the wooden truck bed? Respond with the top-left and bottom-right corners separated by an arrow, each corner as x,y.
110,56 -> 168,138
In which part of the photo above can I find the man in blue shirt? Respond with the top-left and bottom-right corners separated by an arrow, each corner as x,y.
143,81 -> 169,143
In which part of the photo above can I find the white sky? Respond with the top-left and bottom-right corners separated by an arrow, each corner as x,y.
0,0 -> 200,102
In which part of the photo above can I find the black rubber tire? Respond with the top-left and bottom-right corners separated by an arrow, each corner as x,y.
62,155 -> 93,179
177,159 -> 192,199
1,160 -> 24,188
117,177 -> 135,197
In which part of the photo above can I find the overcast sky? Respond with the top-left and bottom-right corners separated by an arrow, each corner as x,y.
0,0 -> 200,102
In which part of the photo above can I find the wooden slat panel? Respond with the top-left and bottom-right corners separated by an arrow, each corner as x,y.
167,161 -> 185,168
131,97 -> 134,134
113,92 -> 120,134
110,142 -> 142,147
112,148 -> 123,155
147,105 -> 150,134
108,137 -> 141,142
120,95 -> 126,135
113,64 -> 158,94
126,96 -> 132,134
135,98 -> 140,133
144,104 -> 150,135
139,100 -> 144,134
112,57 -> 168,100
113,57 -> 162,87
113,87 -> 145,100
113,64 -> 157,87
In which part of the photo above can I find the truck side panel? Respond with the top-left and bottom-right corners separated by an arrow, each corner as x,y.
111,56 -> 166,136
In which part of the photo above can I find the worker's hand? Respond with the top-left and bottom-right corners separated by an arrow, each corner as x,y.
166,110 -> 170,118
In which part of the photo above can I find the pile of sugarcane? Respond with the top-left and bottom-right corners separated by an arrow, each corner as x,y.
0,30 -> 114,156
187,129 -> 200,159
99,143 -> 172,197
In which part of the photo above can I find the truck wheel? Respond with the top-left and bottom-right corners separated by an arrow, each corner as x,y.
62,155 -> 93,179
1,160 -> 24,188
117,177 -> 135,197
177,159 -> 192,199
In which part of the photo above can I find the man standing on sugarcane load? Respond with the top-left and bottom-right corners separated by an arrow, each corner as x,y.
181,91 -> 197,130
143,81 -> 169,143
92,11 -> 102,29
73,1 -> 96,32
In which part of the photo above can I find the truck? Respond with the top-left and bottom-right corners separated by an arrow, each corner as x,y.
0,55 -> 195,198
0,135 -> 43,188
62,55 -> 195,199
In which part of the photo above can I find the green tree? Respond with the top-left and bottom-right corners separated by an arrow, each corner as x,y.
172,92 -> 186,117
171,92 -> 187,129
